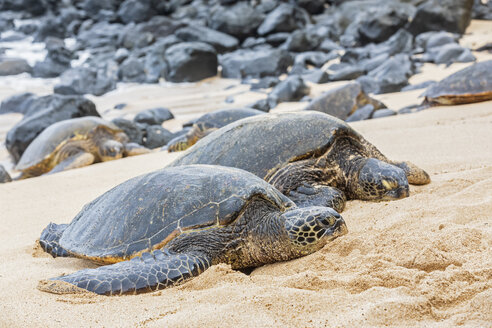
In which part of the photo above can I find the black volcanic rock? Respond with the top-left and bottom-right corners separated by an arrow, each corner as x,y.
0,92 -> 36,115
76,22 -> 124,50
0,58 -> 31,76
367,54 -> 413,93
425,43 -> 476,64
34,16 -> 66,42
32,38 -> 72,78
257,3 -> 310,36
358,9 -> 408,44
175,26 -> 239,54
143,125 -> 174,149
54,66 -> 117,96
117,0 -> 156,24
118,57 -> 146,83
329,65 -> 365,81
297,0 -> 325,15
6,95 -> 99,162
220,48 -> 292,79
164,42 -> 218,82
408,0 -> 474,35
0,0 -> 48,16
134,107 -> 174,125
267,76 -> 310,107
283,29 -> 322,52
209,3 -> 264,40
111,118 -> 145,144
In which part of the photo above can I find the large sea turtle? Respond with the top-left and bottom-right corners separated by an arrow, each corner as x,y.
422,60 -> 492,106
38,165 -> 346,295
15,117 -> 150,179
168,112 -> 430,212
167,108 -> 264,152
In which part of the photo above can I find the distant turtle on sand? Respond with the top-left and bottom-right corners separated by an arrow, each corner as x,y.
38,165 -> 346,295
16,117 -> 150,179
169,112 -> 430,212
167,108 -> 264,152
422,60 -> 492,106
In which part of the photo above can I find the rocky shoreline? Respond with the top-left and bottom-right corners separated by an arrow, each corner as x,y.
0,0 -> 491,180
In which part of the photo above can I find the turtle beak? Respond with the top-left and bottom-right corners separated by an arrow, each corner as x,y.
385,185 -> 410,199
324,216 -> 348,239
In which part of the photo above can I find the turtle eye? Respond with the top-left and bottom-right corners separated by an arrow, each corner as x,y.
382,179 -> 397,190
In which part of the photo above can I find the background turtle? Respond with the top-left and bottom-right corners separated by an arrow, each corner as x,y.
38,165 -> 346,295
167,108 -> 264,152
169,112 -> 430,212
15,117 -> 150,179
422,60 -> 492,106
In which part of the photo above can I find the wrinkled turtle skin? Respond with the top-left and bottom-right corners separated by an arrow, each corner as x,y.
38,165 -> 346,295
422,60 -> 492,105
167,108 -> 264,152
169,112 -> 430,212
15,117 -> 149,179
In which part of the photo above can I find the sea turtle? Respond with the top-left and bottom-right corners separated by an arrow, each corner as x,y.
168,112 -> 430,212
422,60 -> 492,106
167,108 -> 264,152
15,117 -> 150,179
38,165 -> 346,295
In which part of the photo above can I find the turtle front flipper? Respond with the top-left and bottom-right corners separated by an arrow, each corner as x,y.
38,250 -> 211,295
289,183 -> 346,213
48,152 -> 95,174
39,223 -> 70,258
391,161 -> 431,185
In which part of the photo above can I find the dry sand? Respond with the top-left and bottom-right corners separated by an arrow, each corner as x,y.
0,20 -> 492,328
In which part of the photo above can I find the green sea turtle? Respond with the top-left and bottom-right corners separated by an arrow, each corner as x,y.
167,108 -> 264,152
422,60 -> 492,106
168,112 -> 430,212
15,117 -> 150,179
38,165 -> 346,295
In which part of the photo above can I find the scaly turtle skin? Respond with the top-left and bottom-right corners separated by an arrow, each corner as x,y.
38,165 -> 346,295
169,112 -> 430,212
422,60 -> 492,105
167,108 -> 264,152
15,117 -> 150,179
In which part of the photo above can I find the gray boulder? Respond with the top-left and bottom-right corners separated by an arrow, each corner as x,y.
175,26 -> 239,54
0,58 -> 31,76
134,107 -> 174,125
408,0 -> 474,35
220,48 -> 292,79
164,42 -> 218,83
258,3 -> 310,36
54,66 -> 117,96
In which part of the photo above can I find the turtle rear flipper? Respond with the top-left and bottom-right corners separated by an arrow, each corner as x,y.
392,161 -> 431,185
39,223 -> 70,258
39,250 -> 211,295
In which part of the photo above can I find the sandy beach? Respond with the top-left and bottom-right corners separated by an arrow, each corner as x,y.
0,20 -> 491,328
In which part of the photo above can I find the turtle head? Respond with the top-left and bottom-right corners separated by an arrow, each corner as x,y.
99,140 -> 124,161
282,207 -> 347,255
353,158 -> 409,201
